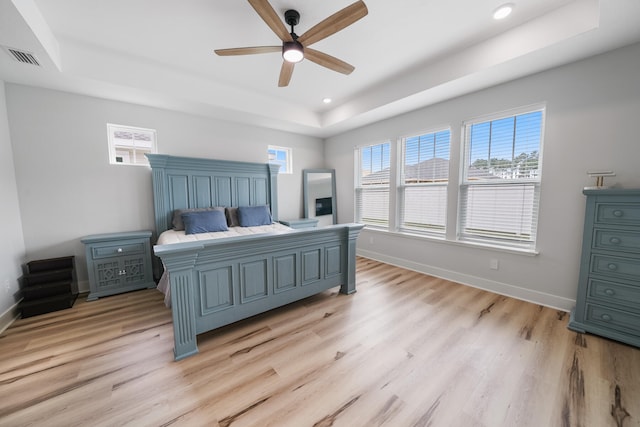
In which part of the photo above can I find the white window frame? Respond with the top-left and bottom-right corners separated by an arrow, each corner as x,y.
268,145 -> 293,174
355,142 -> 391,229
107,123 -> 157,166
399,128 -> 451,236
458,105 -> 545,251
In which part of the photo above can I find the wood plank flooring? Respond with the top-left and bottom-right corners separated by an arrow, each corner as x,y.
1,257 -> 639,426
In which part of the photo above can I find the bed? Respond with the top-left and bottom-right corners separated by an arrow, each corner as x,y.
147,154 -> 363,360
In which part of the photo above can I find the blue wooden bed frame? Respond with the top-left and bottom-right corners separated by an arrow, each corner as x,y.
147,154 -> 363,360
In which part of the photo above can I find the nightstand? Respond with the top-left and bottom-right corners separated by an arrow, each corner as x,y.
82,231 -> 156,301
279,218 -> 319,229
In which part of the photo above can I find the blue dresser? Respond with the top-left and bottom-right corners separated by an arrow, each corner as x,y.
82,231 -> 156,301
568,189 -> 640,347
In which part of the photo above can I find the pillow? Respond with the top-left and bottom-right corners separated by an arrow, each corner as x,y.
225,207 -> 240,227
237,205 -> 272,227
181,210 -> 229,235
172,207 -> 224,230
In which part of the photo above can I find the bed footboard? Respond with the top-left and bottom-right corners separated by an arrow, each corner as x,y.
154,223 -> 363,360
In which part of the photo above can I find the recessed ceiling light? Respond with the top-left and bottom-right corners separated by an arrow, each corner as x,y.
493,3 -> 514,20
323,98 -> 332,104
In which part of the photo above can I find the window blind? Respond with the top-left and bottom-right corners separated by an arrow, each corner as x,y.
399,130 -> 450,234
460,109 -> 544,248
356,142 -> 391,228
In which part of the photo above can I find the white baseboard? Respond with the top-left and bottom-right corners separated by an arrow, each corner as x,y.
0,300 -> 21,334
357,249 -> 575,312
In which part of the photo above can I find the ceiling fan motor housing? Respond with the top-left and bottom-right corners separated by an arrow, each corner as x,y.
284,9 -> 300,27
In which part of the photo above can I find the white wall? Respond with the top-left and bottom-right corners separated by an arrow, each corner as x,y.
325,42 -> 640,310
0,82 -> 26,329
5,85 -> 325,291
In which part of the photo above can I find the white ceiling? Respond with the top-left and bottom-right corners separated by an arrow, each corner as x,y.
1,0 -> 639,138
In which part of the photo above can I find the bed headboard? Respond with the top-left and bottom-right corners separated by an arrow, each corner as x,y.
146,154 -> 279,236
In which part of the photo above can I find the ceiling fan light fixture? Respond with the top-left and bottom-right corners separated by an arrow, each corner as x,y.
283,41 -> 304,63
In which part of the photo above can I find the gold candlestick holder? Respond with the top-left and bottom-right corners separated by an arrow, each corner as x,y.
586,171 -> 616,189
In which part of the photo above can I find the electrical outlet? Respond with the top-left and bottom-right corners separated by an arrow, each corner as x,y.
4,279 -> 10,293
490,259 -> 499,270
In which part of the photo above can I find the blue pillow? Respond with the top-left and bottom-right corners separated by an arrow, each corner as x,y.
181,210 -> 229,234
237,205 -> 272,227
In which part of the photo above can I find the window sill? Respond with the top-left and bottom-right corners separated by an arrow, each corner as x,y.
360,227 -> 539,257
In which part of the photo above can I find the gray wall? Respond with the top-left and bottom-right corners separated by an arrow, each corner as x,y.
325,42 -> 640,310
0,82 -> 26,326
5,85 -> 324,292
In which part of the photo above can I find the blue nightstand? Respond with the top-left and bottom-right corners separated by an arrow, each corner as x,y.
279,218 -> 319,229
82,231 -> 156,301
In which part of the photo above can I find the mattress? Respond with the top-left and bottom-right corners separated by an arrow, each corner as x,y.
156,222 -> 292,245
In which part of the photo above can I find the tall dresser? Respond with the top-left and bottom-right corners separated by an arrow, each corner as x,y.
568,188 -> 640,348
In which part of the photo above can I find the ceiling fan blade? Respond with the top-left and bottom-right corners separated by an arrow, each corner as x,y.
248,0 -> 293,42
305,48 -> 355,75
298,1 -> 368,46
215,46 -> 281,56
278,61 -> 294,87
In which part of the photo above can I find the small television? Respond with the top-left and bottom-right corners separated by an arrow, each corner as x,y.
315,197 -> 333,216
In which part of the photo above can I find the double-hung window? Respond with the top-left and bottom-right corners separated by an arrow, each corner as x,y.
355,142 -> 391,228
268,145 -> 292,174
399,129 -> 451,235
107,124 -> 157,166
459,107 -> 544,250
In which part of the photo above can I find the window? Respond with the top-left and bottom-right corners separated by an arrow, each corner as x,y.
107,124 -> 157,166
400,129 -> 450,235
356,142 -> 391,228
459,108 -> 544,249
268,145 -> 292,174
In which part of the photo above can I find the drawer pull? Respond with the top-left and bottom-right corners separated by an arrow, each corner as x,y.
604,288 -> 615,296
607,263 -> 618,271
601,314 -> 612,321
612,210 -> 624,218
609,237 -> 621,245
117,248 -> 123,253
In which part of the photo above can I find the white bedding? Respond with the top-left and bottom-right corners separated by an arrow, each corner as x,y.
156,223 -> 292,306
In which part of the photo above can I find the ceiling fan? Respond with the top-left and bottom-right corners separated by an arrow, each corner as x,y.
214,0 -> 368,87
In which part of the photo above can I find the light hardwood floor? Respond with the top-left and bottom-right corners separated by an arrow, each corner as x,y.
1,257 -> 638,427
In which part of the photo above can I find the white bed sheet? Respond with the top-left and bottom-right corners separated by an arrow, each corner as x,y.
156,223 -> 292,307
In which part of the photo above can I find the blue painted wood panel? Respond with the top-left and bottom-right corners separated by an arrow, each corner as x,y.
325,245 -> 342,277
199,266 -> 233,315
254,177 -> 268,206
168,175 -> 189,210
302,249 -> 321,284
216,176 -> 232,207
193,176 -> 213,208
236,177 -> 250,207
240,260 -> 268,303
274,254 -> 296,293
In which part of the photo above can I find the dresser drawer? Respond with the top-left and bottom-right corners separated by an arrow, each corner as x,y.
591,254 -> 640,281
91,242 -> 145,259
588,278 -> 640,307
585,303 -> 640,336
595,202 -> 640,226
593,228 -> 640,254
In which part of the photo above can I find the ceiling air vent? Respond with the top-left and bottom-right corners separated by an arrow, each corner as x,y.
3,47 -> 40,66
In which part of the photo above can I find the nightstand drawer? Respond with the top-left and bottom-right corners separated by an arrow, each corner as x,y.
591,254 -> 640,281
586,303 -> 640,336
588,278 -> 640,307
91,242 -> 145,259
593,229 -> 640,254
595,202 -> 640,226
